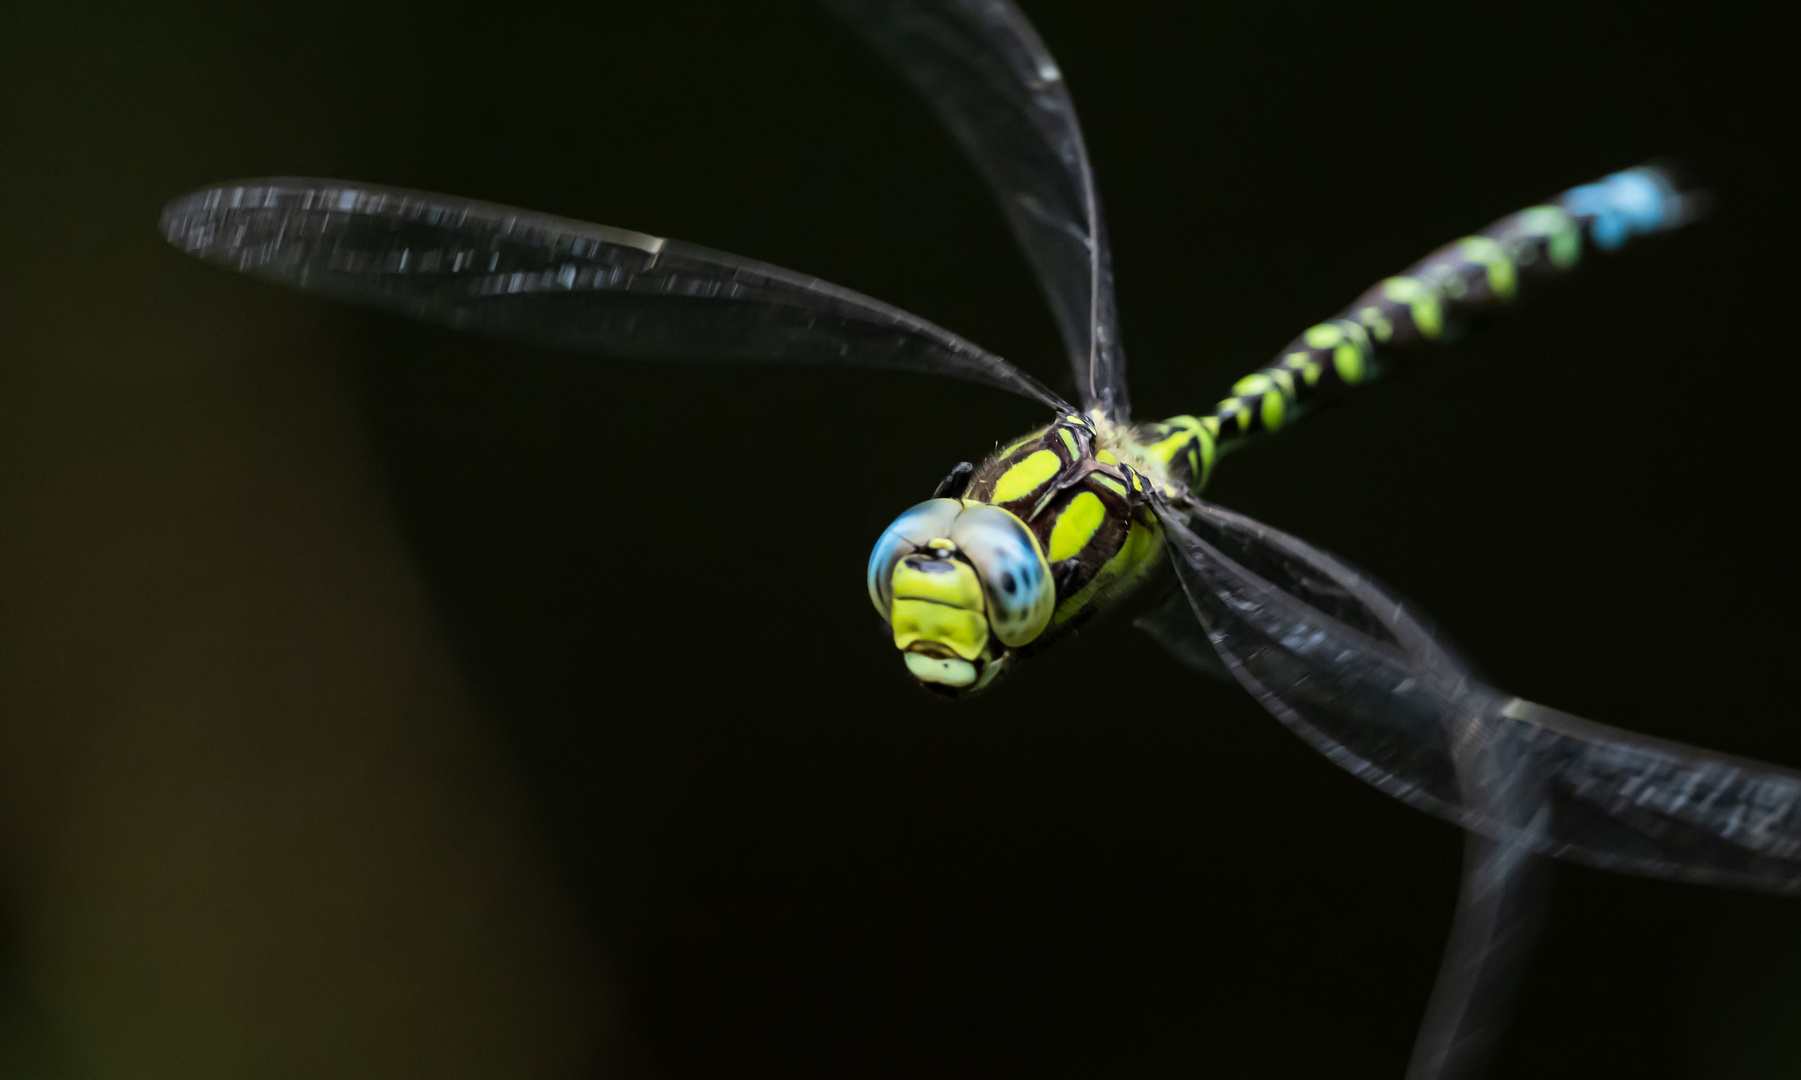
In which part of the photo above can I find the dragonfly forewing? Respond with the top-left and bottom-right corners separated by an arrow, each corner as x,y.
822,0 -> 1129,420
161,179 -> 1072,411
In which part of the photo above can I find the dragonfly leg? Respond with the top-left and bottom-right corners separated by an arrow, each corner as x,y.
932,461 -> 975,499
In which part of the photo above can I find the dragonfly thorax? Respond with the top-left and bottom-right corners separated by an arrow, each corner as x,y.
868,411 -> 1215,695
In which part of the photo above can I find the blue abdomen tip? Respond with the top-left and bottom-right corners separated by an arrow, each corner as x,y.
1560,167 -> 1689,251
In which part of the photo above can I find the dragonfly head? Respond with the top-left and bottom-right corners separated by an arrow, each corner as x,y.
867,498 -> 1055,696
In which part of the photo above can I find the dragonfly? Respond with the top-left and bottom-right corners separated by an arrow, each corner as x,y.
158,0 -> 1801,1075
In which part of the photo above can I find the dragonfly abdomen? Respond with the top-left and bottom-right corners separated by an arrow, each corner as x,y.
1202,166 -> 1697,453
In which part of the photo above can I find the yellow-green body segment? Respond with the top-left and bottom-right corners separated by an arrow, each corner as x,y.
967,411 -> 1210,637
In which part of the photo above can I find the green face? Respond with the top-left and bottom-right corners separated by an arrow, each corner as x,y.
866,499 -> 1055,695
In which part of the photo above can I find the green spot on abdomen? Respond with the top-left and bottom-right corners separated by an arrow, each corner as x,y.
1216,397 -> 1252,433
1232,373 -> 1274,396
1521,205 -> 1582,270
1303,323 -> 1344,349
1280,351 -> 1323,385
1381,277 -> 1442,339
1260,390 -> 1286,430
1359,305 -> 1393,342
1458,236 -> 1518,301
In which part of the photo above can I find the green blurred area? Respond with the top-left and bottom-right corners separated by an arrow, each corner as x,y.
1,1 -> 1799,1077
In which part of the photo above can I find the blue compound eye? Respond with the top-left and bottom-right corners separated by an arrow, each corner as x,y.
949,503 -> 1054,647
867,499 -> 963,616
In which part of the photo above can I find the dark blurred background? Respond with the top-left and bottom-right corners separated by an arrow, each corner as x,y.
2,1 -> 1797,1077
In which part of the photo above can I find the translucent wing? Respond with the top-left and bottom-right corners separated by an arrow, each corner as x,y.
1405,815 -> 1546,1080
822,0 -> 1130,420
1152,498 -> 1801,894
160,180 -> 1073,411
1346,596 -> 1544,1080
1140,504 -> 1546,1080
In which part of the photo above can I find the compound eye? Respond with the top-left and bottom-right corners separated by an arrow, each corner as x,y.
949,503 -> 1053,646
867,498 -> 963,616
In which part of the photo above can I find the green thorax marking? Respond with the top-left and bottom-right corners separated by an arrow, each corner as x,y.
966,411 -> 1217,640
